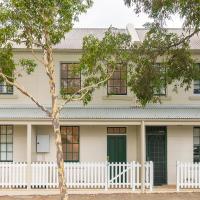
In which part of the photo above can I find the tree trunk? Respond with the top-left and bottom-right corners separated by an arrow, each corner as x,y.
53,115 -> 68,200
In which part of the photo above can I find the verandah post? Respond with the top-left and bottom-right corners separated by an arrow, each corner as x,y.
27,123 -> 32,189
141,121 -> 146,193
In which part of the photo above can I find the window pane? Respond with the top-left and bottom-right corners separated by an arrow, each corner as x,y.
7,135 -> 12,143
1,135 -> 6,143
66,127 -> 72,135
67,135 -> 73,143
194,128 -> 200,136
73,127 -> 79,135
7,126 -> 13,134
7,152 -> 12,161
73,153 -> 79,161
7,144 -> 13,151
67,153 -> 73,161
1,126 -> 6,134
67,144 -> 73,152
1,152 -> 6,160
1,144 -> 6,151
73,135 -> 79,143
73,144 -> 79,153
194,136 -> 199,145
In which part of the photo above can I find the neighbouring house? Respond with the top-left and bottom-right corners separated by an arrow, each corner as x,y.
0,24 -> 200,193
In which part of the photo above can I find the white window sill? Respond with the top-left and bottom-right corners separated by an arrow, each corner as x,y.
189,95 -> 200,101
102,95 -> 133,101
0,94 -> 18,99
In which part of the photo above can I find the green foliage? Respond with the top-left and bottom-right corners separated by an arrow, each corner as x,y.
81,25 -> 199,106
0,0 -> 92,81
124,0 -> 200,29
78,28 -> 132,104
19,59 -> 37,74
0,44 -> 15,82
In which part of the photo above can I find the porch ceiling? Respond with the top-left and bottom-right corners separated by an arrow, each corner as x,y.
1,105 -> 200,120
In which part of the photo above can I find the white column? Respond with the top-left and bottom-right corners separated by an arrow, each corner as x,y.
27,124 -> 32,189
141,121 -> 146,193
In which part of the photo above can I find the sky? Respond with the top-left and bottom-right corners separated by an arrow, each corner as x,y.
75,0 -> 183,29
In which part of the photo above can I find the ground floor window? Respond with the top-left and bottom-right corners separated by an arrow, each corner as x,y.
0,125 -> 13,161
61,126 -> 79,162
193,127 -> 200,162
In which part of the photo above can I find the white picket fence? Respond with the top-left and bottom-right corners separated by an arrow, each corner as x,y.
177,161 -> 200,191
0,162 -> 27,188
0,161 -> 153,191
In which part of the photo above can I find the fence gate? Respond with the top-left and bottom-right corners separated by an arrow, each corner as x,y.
108,162 -> 131,188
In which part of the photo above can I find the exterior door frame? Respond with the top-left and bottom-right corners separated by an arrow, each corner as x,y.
146,126 -> 167,186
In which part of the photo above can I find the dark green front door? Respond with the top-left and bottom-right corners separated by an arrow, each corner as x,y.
146,126 -> 167,186
107,135 -> 126,163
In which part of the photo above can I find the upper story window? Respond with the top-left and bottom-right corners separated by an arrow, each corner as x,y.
193,127 -> 200,162
0,125 -> 13,161
107,64 -> 127,95
153,64 -> 166,96
61,126 -> 79,162
0,81 -> 13,95
193,64 -> 200,94
60,63 -> 81,94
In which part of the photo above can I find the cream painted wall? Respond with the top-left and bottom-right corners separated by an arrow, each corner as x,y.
167,126 -> 193,184
13,125 -> 27,162
80,125 -> 137,162
1,50 -> 199,106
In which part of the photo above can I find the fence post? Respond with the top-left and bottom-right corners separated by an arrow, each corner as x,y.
105,161 -> 108,191
131,161 -> 135,191
150,161 -> 153,192
176,161 -> 180,192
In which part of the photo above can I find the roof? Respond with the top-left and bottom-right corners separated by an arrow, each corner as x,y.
1,105 -> 200,120
13,27 -> 200,50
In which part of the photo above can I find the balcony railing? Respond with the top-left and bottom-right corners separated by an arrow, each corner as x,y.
0,85 -> 13,94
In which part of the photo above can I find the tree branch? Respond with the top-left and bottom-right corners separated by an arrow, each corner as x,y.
58,69 -> 115,111
0,72 -> 51,117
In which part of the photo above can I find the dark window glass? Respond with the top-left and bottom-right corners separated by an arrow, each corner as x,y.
194,127 -> 200,162
0,126 -> 13,161
61,63 -> 81,94
194,64 -> 200,94
107,65 -> 127,95
61,126 -> 79,162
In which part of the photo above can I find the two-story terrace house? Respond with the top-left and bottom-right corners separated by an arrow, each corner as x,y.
0,24 -> 200,193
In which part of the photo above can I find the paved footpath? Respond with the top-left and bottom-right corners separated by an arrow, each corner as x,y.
0,193 -> 200,200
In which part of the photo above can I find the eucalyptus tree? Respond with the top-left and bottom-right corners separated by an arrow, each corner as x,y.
0,1 -> 130,200
81,0 -> 200,106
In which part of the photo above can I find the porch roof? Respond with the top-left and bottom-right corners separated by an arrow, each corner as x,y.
1,105 -> 200,120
